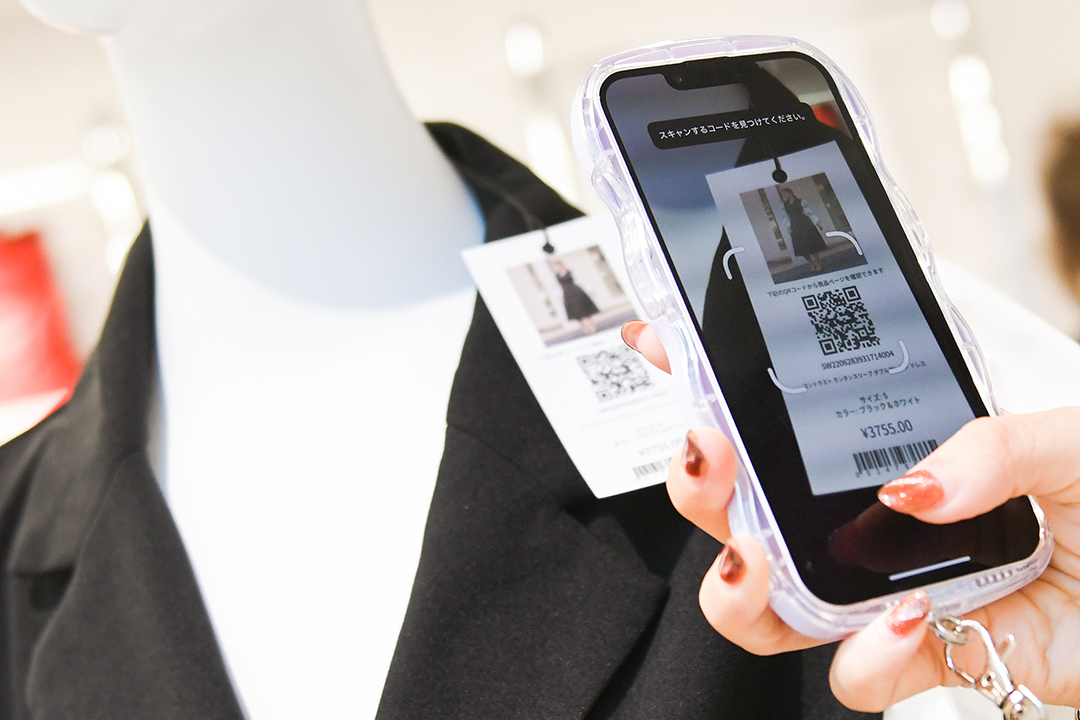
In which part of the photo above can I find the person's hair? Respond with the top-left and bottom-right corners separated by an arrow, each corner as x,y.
1044,121 -> 1080,299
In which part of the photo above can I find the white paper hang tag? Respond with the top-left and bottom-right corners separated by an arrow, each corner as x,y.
463,214 -> 686,498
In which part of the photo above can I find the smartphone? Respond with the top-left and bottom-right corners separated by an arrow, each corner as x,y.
572,37 -> 1052,639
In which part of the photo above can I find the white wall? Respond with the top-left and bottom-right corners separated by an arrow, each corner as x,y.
3,0 -> 1080,345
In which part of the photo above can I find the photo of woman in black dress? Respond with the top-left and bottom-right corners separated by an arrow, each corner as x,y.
552,260 -> 600,334
780,187 -> 828,272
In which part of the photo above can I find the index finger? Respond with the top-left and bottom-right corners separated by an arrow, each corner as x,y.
878,408 -> 1080,523
622,320 -> 670,374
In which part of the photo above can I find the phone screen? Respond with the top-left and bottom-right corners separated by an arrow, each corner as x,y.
600,53 -> 1040,604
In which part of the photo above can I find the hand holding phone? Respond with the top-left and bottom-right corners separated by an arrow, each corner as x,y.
574,36 -> 1052,641
642,396 -> 1080,712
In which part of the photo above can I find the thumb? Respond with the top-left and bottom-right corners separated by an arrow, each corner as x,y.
622,320 -> 670,374
877,408 -> 1080,524
829,591 -> 943,711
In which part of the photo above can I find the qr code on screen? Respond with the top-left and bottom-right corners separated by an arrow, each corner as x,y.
802,285 -> 880,355
577,345 -> 652,402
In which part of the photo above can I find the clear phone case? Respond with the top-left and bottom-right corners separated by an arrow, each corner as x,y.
571,36 -> 1052,640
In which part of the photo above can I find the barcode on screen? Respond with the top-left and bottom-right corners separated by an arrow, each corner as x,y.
853,438 -> 939,477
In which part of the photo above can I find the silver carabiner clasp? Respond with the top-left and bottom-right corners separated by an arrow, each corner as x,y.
933,617 -> 1047,720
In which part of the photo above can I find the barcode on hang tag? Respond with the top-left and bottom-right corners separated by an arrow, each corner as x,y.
631,459 -> 669,479
853,438 -> 939,477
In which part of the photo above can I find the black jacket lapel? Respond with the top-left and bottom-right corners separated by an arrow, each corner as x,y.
378,427 -> 668,719
376,125 -> 681,720
1,232 -> 242,719
4,224 -> 157,575
25,450 -> 243,719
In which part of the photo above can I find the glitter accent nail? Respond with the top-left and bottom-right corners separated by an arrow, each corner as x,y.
878,470 -> 944,512
886,591 -> 931,636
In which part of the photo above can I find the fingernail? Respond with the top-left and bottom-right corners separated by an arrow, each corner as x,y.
718,543 -> 745,584
683,431 -> 707,478
878,470 -> 944,513
886,590 -> 930,636
621,320 -> 646,351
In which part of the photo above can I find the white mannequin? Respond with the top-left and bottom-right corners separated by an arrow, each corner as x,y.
19,0 -> 485,717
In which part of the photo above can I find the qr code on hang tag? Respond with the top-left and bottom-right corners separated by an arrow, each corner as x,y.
577,345 -> 652,402
802,285 -> 880,356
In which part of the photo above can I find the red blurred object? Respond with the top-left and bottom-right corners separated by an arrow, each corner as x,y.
812,103 -> 843,130
0,229 -> 82,403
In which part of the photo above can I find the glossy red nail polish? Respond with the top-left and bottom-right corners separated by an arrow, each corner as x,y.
886,591 -> 930,636
683,431 -> 706,478
717,543 -> 745,584
621,320 -> 646,351
878,470 -> 943,513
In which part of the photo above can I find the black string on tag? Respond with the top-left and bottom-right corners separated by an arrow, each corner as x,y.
541,231 -> 555,254
451,162 -> 553,255
772,156 -> 788,183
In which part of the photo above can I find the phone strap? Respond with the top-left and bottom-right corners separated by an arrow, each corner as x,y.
932,616 -> 1047,719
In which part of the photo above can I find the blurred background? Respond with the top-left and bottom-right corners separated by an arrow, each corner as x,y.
3,0 -> 1080,439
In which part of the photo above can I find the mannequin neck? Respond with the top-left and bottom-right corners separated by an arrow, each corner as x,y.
145,202 -> 477,717
104,0 -> 482,307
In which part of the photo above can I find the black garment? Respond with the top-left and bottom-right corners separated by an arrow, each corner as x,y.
785,197 -> 828,258
0,123 -> 877,720
557,270 -> 599,320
